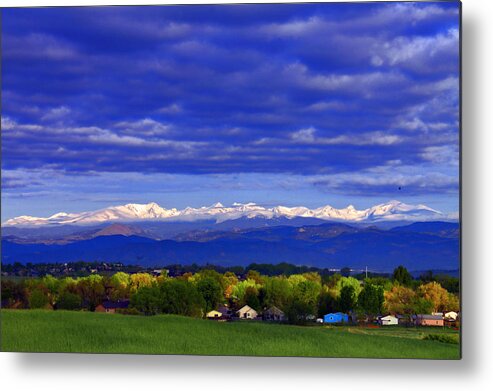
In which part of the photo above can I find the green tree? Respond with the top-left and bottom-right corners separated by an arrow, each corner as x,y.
130,285 -> 161,315
340,267 -> 351,277
318,288 -> 337,317
357,283 -> 384,316
286,278 -> 320,324
393,265 -> 413,286
246,270 -> 263,284
244,286 -> 260,310
77,275 -> 105,311
262,276 -> 292,310
286,298 -> 316,325
57,291 -> 82,310
28,288 -> 50,309
338,285 -> 356,313
159,279 -> 205,317
1,280 -> 26,308
109,272 -> 131,300
196,277 -> 223,313
232,279 -> 260,302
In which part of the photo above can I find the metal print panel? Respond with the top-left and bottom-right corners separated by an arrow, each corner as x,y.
0,1 -> 461,359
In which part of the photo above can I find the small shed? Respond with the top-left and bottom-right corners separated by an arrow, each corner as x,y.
444,311 -> 458,321
236,305 -> 258,319
416,314 -> 444,327
206,310 -> 223,319
379,315 -> 398,326
323,312 -> 349,324
95,300 -> 129,314
263,306 -> 286,322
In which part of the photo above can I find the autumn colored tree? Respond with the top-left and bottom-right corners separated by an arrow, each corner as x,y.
447,293 -> 460,312
384,285 -> 417,315
417,282 -> 450,313
129,273 -> 154,293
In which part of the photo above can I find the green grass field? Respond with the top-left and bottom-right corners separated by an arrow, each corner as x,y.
0,310 -> 460,359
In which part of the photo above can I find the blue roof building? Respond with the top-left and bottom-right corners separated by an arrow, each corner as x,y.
323,312 -> 349,323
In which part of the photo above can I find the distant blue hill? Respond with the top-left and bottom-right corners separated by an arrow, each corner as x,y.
391,221 -> 459,234
2,221 -> 459,272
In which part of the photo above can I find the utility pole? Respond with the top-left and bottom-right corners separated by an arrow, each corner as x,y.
365,266 -> 368,279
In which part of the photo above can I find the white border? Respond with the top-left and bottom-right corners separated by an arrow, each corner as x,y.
1,0 -> 493,389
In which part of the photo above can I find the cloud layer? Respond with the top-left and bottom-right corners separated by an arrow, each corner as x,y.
1,2 -> 460,216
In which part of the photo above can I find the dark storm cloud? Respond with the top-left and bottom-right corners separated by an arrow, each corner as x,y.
2,2 -> 459,196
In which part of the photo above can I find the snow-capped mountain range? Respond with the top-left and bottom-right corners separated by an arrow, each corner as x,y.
3,200 -> 456,227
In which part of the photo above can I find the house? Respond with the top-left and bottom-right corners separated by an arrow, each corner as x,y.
379,315 -> 398,326
444,311 -> 458,321
263,306 -> 286,322
236,305 -> 258,319
323,312 -> 349,324
397,314 -> 413,326
416,314 -> 444,327
206,310 -> 223,319
217,305 -> 233,319
95,300 -> 129,313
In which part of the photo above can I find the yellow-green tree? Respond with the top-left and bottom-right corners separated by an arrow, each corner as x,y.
384,285 -> 417,315
417,282 -> 449,313
110,272 -> 131,300
130,273 -> 154,293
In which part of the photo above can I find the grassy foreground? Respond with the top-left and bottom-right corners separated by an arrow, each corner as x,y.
1,310 -> 460,359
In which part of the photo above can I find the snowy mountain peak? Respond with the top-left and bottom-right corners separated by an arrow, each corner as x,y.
2,200 -> 454,227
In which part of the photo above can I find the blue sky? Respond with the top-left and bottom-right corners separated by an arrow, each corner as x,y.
1,2 -> 460,220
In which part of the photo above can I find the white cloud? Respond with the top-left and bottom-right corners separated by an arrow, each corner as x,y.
41,106 -> 72,121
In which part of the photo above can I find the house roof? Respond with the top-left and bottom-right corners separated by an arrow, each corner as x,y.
217,305 -> 231,315
237,305 -> 256,314
101,300 -> 129,309
417,314 -> 443,320
380,315 -> 397,319
265,306 -> 285,316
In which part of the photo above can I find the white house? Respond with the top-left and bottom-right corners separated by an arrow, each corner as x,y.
236,305 -> 258,319
379,315 -> 398,326
206,310 -> 223,319
444,311 -> 458,321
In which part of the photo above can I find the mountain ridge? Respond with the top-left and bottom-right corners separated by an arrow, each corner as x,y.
1,221 -> 459,271
3,199 -> 456,227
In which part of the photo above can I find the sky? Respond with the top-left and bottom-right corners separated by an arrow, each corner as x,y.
1,2 -> 460,221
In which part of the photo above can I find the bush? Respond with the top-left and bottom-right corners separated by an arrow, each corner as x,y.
57,291 -> 82,310
28,289 -> 50,309
423,334 -> 459,344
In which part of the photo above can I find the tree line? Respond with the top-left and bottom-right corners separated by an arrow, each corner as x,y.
1,265 -> 459,324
